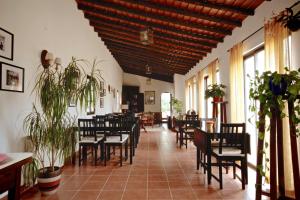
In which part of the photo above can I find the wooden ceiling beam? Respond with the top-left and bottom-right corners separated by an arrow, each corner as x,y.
101,37 -> 202,61
110,49 -> 195,67
95,27 -> 207,55
115,0 -> 241,26
90,20 -> 216,48
78,0 -> 235,34
179,0 -> 255,16
82,11 -> 223,43
115,57 -> 187,75
104,39 -> 202,62
108,46 -> 198,67
122,67 -> 175,83
112,53 -> 190,71
93,23 -> 211,53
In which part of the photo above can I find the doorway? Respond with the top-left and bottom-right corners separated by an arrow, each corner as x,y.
161,92 -> 171,118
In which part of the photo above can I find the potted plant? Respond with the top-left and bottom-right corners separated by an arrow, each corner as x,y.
171,97 -> 183,118
205,84 -> 226,102
249,67 -> 300,180
23,57 -> 103,195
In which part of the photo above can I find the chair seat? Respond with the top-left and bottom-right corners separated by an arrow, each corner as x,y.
212,147 -> 244,156
183,128 -> 195,133
105,134 -> 129,144
79,136 -> 104,144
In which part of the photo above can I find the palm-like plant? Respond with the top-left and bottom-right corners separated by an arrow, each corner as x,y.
24,57 -> 103,174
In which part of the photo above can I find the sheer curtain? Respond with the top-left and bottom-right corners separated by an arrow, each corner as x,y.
264,18 -> 293,191
198,59 -> 219,118
229,43 -> 244,123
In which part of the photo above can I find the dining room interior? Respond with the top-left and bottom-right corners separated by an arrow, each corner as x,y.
0,0 -> 300,200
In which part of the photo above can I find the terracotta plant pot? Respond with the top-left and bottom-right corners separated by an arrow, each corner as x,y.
213,96 -> 223,102
37,166 -> 61,196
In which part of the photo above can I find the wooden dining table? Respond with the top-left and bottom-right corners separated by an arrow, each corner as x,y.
0,153 -> 32,200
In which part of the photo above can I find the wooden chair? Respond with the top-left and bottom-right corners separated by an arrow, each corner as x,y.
78,118 -> 104,166
194,118 -> 217,172
104,116 -> 129,167
182,114 -> 199,148
211,123 -> 247,189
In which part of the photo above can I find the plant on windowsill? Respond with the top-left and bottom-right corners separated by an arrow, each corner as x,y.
205,83 -> 226,102
249,67 -> 300,182
23,57 -> 103,195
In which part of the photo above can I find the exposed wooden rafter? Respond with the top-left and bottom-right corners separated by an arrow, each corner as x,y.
76,0 -> 265,82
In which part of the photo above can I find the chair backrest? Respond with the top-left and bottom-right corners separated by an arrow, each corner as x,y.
78,118 -> 96,141
185,114 -> 199,129
219,123 -> 246,153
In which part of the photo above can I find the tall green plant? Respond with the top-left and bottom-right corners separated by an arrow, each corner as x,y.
24,58 -> 103,173
171,97 -> 183,116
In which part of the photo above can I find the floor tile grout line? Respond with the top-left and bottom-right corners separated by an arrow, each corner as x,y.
175,141 -> 200,200
120,164 -> 133,200
95,168 -> 114,200
70,173 -> 94,200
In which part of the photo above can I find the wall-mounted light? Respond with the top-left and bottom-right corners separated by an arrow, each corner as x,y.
41,49 -> 61,69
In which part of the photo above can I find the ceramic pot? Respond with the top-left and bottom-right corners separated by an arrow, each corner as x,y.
37,166 -> 61,196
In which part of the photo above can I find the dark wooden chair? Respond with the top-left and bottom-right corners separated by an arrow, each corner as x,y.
182,114 -> 199,148
211,123 -> 247,189
104,116 -> 129,167
194,117 -> 217,173
78,118 -> 104,166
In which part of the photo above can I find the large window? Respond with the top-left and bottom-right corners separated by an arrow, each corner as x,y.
204,76 -> 209,118
243,47 -> 264,165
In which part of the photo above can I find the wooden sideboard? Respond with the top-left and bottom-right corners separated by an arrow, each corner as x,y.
0,153 -> 32,200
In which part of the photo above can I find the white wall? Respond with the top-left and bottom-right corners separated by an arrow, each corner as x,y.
173,74 -> 185,105
183,0 -> 298,121
123,73 -> 174,112
0,0 -> 123,153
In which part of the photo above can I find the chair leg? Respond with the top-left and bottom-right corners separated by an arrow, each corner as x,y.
241,159 -> 245,190
79,145 -> 81,166
125,141 -> 128,160
94,146 -> 97,166
204,155 -> 206,174
104,145 -> 107,166
120,145 -> 123,167
196,148 -> 200,170
219,159 -> 223,189
233,161 -> 236,179
185,133 -> 188,149
176,131 -> 178,144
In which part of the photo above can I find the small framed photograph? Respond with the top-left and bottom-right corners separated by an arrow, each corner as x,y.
100,97 -> 104,108
0,62 -> 24,92
145,91 -> 155,105
100,81 -> 105,97
0,27 -> 14,60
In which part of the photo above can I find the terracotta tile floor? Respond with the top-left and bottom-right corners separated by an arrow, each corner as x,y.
6,125 -> 263,200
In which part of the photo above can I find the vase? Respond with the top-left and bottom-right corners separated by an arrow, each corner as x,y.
213,96 -> 223,102
37,166 -> 61,196
269,76 -> 287,96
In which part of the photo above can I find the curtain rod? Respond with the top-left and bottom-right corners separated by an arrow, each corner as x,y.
227,0 -> 300,52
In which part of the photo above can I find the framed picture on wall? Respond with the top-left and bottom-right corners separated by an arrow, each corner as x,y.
0,62 -> 24,92
100,97 -> 104,108
145,91 -> 155,105
0,27 -> 14,60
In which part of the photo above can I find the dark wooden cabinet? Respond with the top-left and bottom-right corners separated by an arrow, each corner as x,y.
122,85 -> 144,113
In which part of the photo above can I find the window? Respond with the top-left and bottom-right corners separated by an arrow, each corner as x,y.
86,76 -> 95,115
193,77 -> 197,112
216,70 -> 220,84
243,47 -> 264,165
204,76 -> 209,118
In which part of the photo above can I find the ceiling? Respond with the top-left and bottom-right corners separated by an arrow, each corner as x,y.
76,0 -> 266,82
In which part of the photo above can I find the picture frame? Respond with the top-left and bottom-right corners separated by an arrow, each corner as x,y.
100,81 -> 105,97
0,62 -> 24,92
0,27 -> 14,60
145,91 -> 155,105
100,97 -> 104,108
